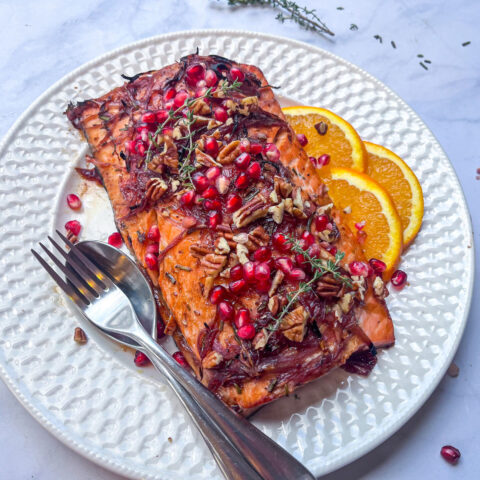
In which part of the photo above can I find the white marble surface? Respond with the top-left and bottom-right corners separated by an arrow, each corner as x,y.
0,0 -> 478,478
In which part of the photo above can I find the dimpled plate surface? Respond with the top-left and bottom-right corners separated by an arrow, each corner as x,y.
0,30 -> 474,479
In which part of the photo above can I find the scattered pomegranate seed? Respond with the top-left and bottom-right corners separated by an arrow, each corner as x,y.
355,220 -> 366,230
254,247 -> 272,262
202,186 -> 218,200
180,190 -> 195,206
288,268 -> 306,282
193,172 -> 209,192
204,136 -> 219,157
210,285 -> 226,305
141,111 -> 156,123
349,261 -> 370,277
146,243 -> 159,254
174,90 -> 189,108
147,224 -> 160,242
250,142 -> 263,154
66,193 -> 82,211
65,220 -> 81,236
208,211 -> 222,229
272,232 -> 291,252
243,261 -> 257,282
391,270 -> 407,290
185,63 -> 205,86
239,138 -> 250,152
173,351 -> 188,368
125,140 -> 137,154
230,67 -> 245,82
204,69 -> 218,87
309,156 -> 318,166
237,324 -> 255,340
218,301 -> 234,322
301,231 -> 315,246
230,278 -> 247,294
314,214 -> 329,231
235,308 -> 251,329
156,109 -> 169,123
263,143 -> 280,162
108,232 -> 123,248
214,106 -> 229,123
226,193 -> 242,212
134,350 -> 150,367
296,134 -> 308,146
246,161 -> 261,179
275,257 -> 294,274
440,445 -> 461,465
204,199 -> 221,211
234,152 -> 251,170
164,87 -> 176,100
235,172 -> 250,189
145,253 -> 158,270
369,258 -> 386,274
205,166 -> 221,182
317,154 -> 330,167
230,264 -> 244,281
255,262 -> 271,281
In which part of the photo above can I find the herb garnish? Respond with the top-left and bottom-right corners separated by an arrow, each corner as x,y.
350,24 -> 358,31
462,41 -> 471,47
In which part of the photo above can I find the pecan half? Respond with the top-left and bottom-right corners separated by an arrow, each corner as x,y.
195,148 -> 220,167
200,253 -> 227,276
316,273 -> 344,298
232,193 -> 269,228
280,305 -> 309,342
217,140 -> 241,165
191,98 -> 211,116
146,178 -> 168,202
246,226 -> 269,250
190,244 -> 211,258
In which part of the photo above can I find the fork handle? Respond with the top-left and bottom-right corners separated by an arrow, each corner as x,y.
138,334 -> 315,480
148,353 -> 262,480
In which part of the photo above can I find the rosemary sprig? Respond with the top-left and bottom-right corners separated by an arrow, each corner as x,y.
222,0 -> 334,36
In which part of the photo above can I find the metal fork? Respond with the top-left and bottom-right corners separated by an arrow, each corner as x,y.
32,231 -> 315,480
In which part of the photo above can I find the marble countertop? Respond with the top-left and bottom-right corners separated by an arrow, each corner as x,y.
1,0 -> 478,478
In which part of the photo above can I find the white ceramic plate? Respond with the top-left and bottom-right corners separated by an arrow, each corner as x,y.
0,30 -> 474,479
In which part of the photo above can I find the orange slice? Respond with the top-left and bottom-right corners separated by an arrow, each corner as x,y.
364,142 -> 423,248
325,167 -> 403,277
283,106 -> 367,173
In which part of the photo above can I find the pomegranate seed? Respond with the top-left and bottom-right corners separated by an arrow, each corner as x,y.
296,133 -> 308,146
355,220 -> 366,230
174,90 -> 189,108
235,308 -> 251,329
226,193 -> 242,212
208,211 -> 222,229
146,244 -> 159,254
317,154 -> 330,167
315,214 -> 329,231
369,258 -> 386,274
272,232 -> 291,252
263,143 -> 280,162
204,199 -> 221,211
164,87 -> 176,100
108,232 -> 123,248
65,220 -> 81,236
309,156 -> 318,166
164,99 -> 175,110
141,111 -> 156,123
275,257 -> 294,274
234,152 -> 251,170
237,324 -> 255,340
255,262 -> 271,281
156,109 -> 169,123
214,106 -> 229,123
243,262 -> 257,282
254,247 -> 272,262
147,224 -> 160,242
205,166 -> 221,182
324,244 -> 337,256
391,270 -> 407,290
134,350 -> 150,366
349,261 -> 370,277
185,63 -> 205,85
301,231 -> 315,246
66,193 -> 82,210
239,139 -> 250,152
196,79 -> 207,89
288,268 -> 306,282
192,172 -> 209,192
145,253 -> 158,270
136,142 -> 146,156
246,161 -> 261,179
125,140 -> 136,154
180,190 -> 195,206
250,142 -> 263,154
210,285 -> 226,305
173,351 -> 188,368
440,445 -> 461,465
202,186 -> 218,199
204,136 -> 219,157
230,67 -> 245,82
230,278 -> 247,294
230,264 -> 244,281
217,301 -> 234,322
295,253 -> 308,269
204,69 -> 218,87
235,173 -> 250,189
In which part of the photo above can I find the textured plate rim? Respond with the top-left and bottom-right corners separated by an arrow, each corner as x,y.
0,29 -> 474,479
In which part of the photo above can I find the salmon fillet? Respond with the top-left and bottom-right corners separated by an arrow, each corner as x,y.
66,53 -> 394,411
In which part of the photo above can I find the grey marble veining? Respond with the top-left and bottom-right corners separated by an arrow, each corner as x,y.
0,0 -> 479,478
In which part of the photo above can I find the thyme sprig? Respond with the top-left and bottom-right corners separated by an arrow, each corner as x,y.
222,0 -> 334,37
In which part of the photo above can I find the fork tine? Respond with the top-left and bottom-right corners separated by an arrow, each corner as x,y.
48,235 -> 107,292
39,242 -> 97,302
31,249 -> 89,307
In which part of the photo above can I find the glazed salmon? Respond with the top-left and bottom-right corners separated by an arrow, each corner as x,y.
67,53 -> 394,411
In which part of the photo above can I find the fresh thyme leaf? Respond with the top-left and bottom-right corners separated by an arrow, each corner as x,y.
419,62 -> 428,70
350,23 -> 358,31
462,41 -> 471,47
374,34 -> 383,43
337,6 -> 344,10
391,40 -> 397,49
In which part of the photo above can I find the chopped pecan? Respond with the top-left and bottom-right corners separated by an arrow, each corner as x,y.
316,273 -> 344,298
191,98 -> 211,115
203,276 -> 215,298
219,232 -> 237,249
316,202 -> 333,215
236,244 -> 249,264
146,178 -> 168,202
200,253 -> 227,276
241,96 -> 259,107
351,275 -> 366,301
268,200 -> 285,224
292,187 -> 304,210
214,237 -> 231,255
246,226 -> 269,250
147,155 -> 164,174
148,135 -> 178,173
373,276 -> 389,299
232,193 -> 269,228
202,351 -> 224,368
268,270 -> 284,297
338,292 -> 354,313
217,140 -> 241,165
280,306 -> 309,342
284,198 -> 294,215
252,328 -> 268,350
274,176 -> 293,198
232,232 -> 249,245
268,296 -> 280,315
192,115 -> 212,127
74,327 -> 87,344
316,229 -> 337,243
190,244 -> 211,259
195,148 -> 220,167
